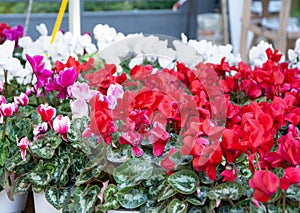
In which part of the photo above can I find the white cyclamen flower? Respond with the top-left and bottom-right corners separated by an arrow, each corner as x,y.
0,40 -> 23,83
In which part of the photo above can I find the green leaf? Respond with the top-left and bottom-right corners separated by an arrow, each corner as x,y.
195,186 -> 209,205
169,150 -> 192,166
157,183 -> 177,202
218,206 -> 231,213
73,185 -> 101,213
230,206 -> 245,213
286,185 -> 300,201
167,198 -> 188,213
27,171 -> 52,187
14,176 -> 30,194
27,162 -> 56,187
186,196 -> 202,206
113,158 -> 153,187
5,152 -> 28,171
75,168 -> 93,186
45,186 -> 71,210
188,206 -> 206,213
148,180 -> 168,198
54,153 -> 72,186
168,170 -> 199,195
116,187 -> 148,209
142,201 -> 167,213
0,138 -> 10,166
104,184 -> 118,200
207,182 -> 243,201
97,197 -> 120,211
107,144 -> 132,163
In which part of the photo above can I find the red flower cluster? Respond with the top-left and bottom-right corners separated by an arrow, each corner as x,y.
87,48 -> 300,203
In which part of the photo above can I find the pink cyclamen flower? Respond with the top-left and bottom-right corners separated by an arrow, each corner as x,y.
107,83 -> 124,99
37,104 -> 56,122
0,81 -> 3,92
67,82 -> 98,101
53,115 -> 70,136
12,102 -> 18,113
16,136 -> 30,161
14,93 -> 29,106
1,103 -> 15,117
70,99 -> 89,118
0,95 -> 6,105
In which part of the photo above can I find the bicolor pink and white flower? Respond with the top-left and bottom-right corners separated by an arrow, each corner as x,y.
0,95 -> 6,105
16,136 -> 30,161
0,103 -> 15,117
37,104 -> 56,122
14,93 -> 29,106
33,122 -> 48,140
53,115 -> 70,137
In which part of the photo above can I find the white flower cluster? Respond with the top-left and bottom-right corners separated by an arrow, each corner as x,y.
180,33 -> 241,65
19,23 -> 97,63
93,24 -> 241,70
288,38 -> 300,68
248,40 -> 285,67
0,40 -> 27,84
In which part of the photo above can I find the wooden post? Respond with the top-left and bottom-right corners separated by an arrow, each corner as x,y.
69,0 -> 81,37
239,0 -> 252,61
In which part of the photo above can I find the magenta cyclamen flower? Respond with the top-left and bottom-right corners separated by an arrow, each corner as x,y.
53,115 -> 70,136
4,25 -> 24,45
46,67 -> 77,99
14,93 -> 29,106
26,54 -> 53,89
16,136 -> 30,161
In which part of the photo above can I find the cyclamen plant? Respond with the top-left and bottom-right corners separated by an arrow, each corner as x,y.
0,21 -> 300,213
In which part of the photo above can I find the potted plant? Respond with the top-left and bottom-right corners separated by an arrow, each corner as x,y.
0,22 -> 30,213
67,29 -> 300,212
1,21 -> 300,213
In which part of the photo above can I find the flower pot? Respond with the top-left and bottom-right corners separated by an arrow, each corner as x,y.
0,190 -> 28,213
33,191 -> 61,213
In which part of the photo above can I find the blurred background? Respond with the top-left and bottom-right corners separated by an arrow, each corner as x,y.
0,0 -> 299,54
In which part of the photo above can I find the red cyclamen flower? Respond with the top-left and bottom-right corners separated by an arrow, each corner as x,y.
280,167 -> 300,190
249,170 -> 279,202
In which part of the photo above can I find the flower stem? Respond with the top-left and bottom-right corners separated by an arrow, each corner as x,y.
264,203 -> 269,213
2,117 -> 7,142
28,146 -> 37,164
3,70 -> 8,96
226,197 -> 235,206
255,152 -> 261,170
282,190 -> 286,213
2,70 -> 8,142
